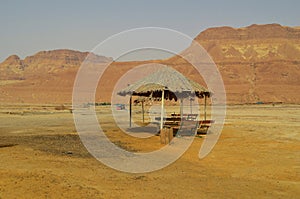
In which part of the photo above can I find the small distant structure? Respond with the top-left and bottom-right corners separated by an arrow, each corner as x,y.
115,104 -> 125,110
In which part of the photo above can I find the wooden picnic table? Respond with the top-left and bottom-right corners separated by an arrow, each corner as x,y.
155,116 -> 181,121
155,113 -> 215,135
155,113 -> 198,122
171,113 -> 198,118
171,119 -> 215,135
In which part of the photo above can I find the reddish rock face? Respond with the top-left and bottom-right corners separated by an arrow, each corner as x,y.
171,24 -> 300,104
0,24 -> 299,104
194,24 -> 300,63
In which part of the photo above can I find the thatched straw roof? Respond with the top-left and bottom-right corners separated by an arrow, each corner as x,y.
118,66 -> 211,101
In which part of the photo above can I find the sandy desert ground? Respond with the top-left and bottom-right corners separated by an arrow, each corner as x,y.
0,104 -> 299,198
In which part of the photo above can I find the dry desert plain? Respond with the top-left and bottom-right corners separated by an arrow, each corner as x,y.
0,103 -> 299,198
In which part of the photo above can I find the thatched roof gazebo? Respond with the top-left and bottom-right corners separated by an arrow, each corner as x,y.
117,66 -> 211,130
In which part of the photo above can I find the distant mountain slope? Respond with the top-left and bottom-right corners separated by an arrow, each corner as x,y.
166,24 -> 300,104
0,24 -> 299,104
0,49 -> 112,103
195,23 -> 300,62
0,49 -> 112,80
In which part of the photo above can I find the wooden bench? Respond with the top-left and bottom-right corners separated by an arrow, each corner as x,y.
155,116 -> 181,127
197,120 -> 215,134
180,120 -> 199,136
172,120 -> 215,136
167,120 -> 199,137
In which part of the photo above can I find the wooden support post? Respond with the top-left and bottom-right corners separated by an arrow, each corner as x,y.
180,98 -> 183,121
142,100 -> 144,123
190,98 -> 192,114
204,95 -> 207,120
129,96 -> 132,127
160,89 -> 165,131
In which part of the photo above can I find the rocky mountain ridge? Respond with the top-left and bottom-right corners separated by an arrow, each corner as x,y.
1,24 -> 299,104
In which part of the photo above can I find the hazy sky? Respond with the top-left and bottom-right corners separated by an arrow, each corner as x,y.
1,0 -> 299,62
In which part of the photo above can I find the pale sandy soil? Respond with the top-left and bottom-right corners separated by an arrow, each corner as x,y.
0,104 -> 299,198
